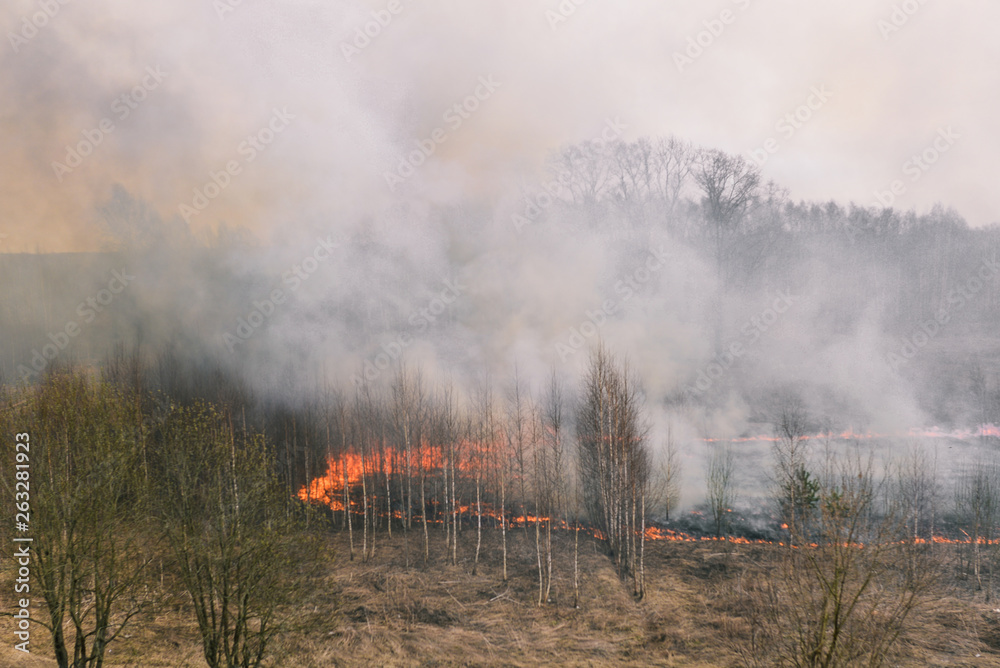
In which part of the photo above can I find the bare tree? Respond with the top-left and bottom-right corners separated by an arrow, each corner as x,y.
577,344 -> 651,592
354,386 -> 375,562
693,148 -> 761,285
608,138 -> 654,226
538,370 -> 566,604
650,136 -> 695,224
772,453 -> 933,667
155,401 -> 311,668
706,442 -> 737,537
471,378 -> 498,576
530,400 -> 545,605
506,369 -> 531,537
5,374 -> 153,668
414,375 -> 430,563
497,400 -> 511,582
437,384 -> 461,567
692,148 -> 762,354
955,456 -> 1000,598
546,140 -> 614,229
331,391 -> 355,561
659,423 -> 683,522
771,398 -> 818,537
893,446 -> 939,578
391,366 -> 426,565
730,451 -> 936,668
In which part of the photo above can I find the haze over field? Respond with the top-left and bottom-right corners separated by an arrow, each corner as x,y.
1,0 -> 998,482
2,0 -> 999,250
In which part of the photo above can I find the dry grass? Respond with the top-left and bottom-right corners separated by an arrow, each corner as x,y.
5,530 -> 1000,666
272,528 -> 721,667
269,531 -> 1000,666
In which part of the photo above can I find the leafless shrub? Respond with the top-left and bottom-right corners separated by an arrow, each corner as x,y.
729,451 -> 937,668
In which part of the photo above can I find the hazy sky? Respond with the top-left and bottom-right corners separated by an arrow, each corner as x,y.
1,0 -> 997,252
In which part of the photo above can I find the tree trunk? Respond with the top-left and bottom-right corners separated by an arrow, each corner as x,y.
573,523 -> 580,608
406,418 -> 413,532
501,473 -> 508,582
345,459 -> 354,561
639,492 -> 646,600
421,463 -> 429,564
361,453 -> 369,562
976,533 -> 983,591
473,473 -> 482,575
545,518 -> 553,604
385,447 -> 393,538
444,447 -> 451,553
452,450 -> 459,566
536,514 -> 544,606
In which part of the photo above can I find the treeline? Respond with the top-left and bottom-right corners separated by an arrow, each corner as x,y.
3,137 -> 1000,383
1,138 -> 998,433
536,137 -> 1000,334
4,349 -> 1000,665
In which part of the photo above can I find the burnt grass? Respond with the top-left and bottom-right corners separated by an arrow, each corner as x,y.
5,527 -> 1000,667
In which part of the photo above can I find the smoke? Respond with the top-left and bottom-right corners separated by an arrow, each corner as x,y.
4,0 -> 999,249
2,0 -> 999,496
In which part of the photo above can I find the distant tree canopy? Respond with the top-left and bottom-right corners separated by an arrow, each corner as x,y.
537,136 -> 999,336
542,136 -> 981,246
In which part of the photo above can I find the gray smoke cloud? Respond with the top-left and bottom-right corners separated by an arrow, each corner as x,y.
2,0 -> 998,501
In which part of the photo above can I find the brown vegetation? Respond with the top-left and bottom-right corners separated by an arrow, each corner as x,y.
4,359 -> 1000,667
6,526 -> 1000,666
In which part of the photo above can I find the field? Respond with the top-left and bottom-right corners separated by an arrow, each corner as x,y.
5,527 -> 1000,667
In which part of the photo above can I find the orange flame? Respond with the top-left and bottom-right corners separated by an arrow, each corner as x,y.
298,442 -> 505,512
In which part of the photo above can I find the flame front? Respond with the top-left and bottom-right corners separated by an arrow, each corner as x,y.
298,452 -> 368,510
298,426 -> 1000,546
